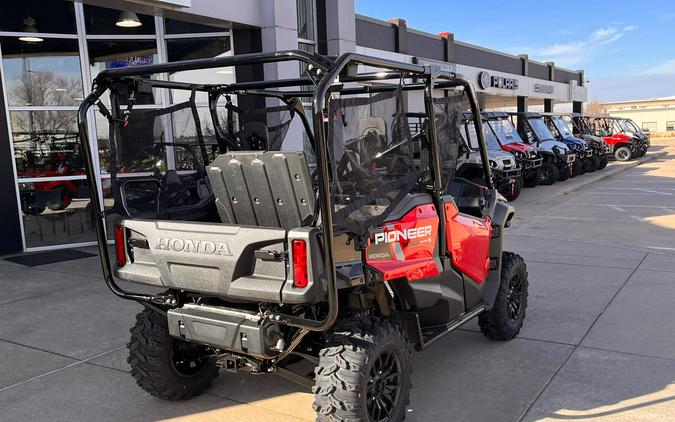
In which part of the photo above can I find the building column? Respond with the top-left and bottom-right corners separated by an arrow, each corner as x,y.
388,18 -> 408,54
318,0 -> 356,56
517,96 -> 529,113
260,0 -> 299,81
0,65 -> 23,254
573,101 -> 583,114
477,92 -> 488,110
517,95 -> 529,133
544,99 -> 554,113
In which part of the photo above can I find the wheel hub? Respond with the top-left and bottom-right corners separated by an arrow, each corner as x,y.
171,340 -> 210,377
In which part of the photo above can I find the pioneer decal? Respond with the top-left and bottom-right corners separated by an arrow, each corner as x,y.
373,226 -> 433,245
155,237 -> 231,255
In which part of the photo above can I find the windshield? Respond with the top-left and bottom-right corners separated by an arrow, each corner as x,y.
488,118 -> 523,145
527,118 -> 555,141
550,117 -> 573,137
617,119 -> 633,133
622,119 -> 641,133
463,120 -> 502,151
573,117 -> 590,135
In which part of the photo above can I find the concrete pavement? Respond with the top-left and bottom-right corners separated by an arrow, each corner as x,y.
1,148 -> 674,421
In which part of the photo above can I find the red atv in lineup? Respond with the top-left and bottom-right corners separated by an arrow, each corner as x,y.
581,116 -> 648,161
78,50 -> 529,422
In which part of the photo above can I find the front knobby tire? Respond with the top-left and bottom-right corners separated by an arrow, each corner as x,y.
598,156 -> 609,170
587,155 -> 600,172
128,308 -> 219,400
523,170 -> 541,188
539,162 -> 559,185
499,176 -> 523,202
614,146 -> 632,161
479,252 -> 529,341
313,316 -> 411,422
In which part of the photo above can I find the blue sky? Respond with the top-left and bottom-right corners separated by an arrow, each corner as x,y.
355,0 -> 675,101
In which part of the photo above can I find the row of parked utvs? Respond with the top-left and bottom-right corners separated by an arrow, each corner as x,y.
76,50 -> 647,422
454,111 -> 650,202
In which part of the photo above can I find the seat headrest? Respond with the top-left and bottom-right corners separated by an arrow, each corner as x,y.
358,117 -> 387,138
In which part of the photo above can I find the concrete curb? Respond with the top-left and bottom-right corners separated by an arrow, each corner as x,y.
560,150 -> 669,196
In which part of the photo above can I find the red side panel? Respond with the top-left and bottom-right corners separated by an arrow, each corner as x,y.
604,133 -> 631,146
444,203 -> 492,284
366,204 -> 440,282
500,142 -> 535,153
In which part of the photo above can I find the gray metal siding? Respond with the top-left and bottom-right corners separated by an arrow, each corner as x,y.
529,63 -> 549,80
355,18 -> 396,52
407,32 -> 445,61
555,69 -> 578,84
454,44 -> 522,74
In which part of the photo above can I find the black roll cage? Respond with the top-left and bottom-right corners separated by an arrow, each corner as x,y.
77,49 -> 491,335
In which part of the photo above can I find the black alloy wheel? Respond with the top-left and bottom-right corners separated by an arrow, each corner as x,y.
367,348 -> 403,422
506,272 -> 525,320
171,340 -> 212,377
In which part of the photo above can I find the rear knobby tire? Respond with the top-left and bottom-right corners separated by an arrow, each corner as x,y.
128,308 -> 219,400
598,156 -> 609,170
479,252 -> 529,341
313,316 -> 411,422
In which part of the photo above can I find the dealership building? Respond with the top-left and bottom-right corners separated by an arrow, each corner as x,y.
0,0 -> 587,254
603,97 -> 675,136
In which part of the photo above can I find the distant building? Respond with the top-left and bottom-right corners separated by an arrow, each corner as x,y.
602,97 -> 675,136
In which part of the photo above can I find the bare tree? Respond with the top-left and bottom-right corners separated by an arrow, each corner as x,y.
10,66 -> 81,137
585,100 -> 607,116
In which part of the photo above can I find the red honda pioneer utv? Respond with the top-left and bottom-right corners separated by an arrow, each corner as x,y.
78,51 -> 529,422
611,117 -> 650,158
583,116 -> 639,161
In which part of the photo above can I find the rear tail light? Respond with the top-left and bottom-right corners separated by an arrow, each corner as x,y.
292,239 -> 308,288
114,226 -> 127,267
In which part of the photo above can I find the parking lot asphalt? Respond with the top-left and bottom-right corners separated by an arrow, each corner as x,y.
1,147 -> 674,422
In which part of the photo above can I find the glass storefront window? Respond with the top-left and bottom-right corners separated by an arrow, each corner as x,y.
0,1 -> 76,34
1,37 -> 83,107
20,178 -> 96,248
297,0 -> 315,41
88,39 -> 159,105
164,18 -> 228,34
10,110 -> 82,178
83,5 -> 155,36
167,37 -> 233,103
0,4 -> 238,250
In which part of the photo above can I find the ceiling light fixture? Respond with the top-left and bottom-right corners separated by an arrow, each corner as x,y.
18,16 -> 43,43
115,11 -> 142,28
